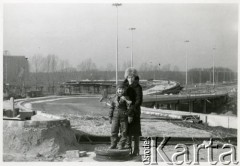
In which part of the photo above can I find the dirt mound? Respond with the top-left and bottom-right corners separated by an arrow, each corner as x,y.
3,125 -> 80,161
223,111 -> 235,116
60,114 -> 111,136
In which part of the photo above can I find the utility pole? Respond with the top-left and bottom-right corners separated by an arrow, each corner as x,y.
129,27 -> 136,67
212,47 -> 216,86
184,40 -> 190,87
112,3 -> 122,85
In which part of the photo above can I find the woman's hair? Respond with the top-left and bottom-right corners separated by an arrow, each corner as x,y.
123,75 -> 140,84
135,76 -> 140,81
124,67 -> 138,79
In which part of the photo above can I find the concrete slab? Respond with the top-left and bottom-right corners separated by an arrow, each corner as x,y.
19,111 -> 34,120
141,107 -> 237,129
66,150 -> 80,158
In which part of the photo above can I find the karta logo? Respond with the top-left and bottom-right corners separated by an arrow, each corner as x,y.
142,137 -> 238,165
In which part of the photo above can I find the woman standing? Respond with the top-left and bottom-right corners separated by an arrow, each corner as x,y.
122,67 -> 143,156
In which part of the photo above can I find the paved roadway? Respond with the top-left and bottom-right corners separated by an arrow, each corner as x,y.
143,83 -> 237,103
29,96 -> 213,137
143,92 -> 228,103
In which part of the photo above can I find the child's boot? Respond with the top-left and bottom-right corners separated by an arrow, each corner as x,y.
109,144 -> 116,149
109,137 -> 117,149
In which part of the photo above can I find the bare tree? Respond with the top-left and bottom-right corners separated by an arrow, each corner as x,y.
106,63 -> 115,71
173,65 -> 180,72
104,63 -> 115,80
29,54 -> 44,89
77,58 -> 97,80
58,59 -> 70,82
77,58 -> 97,72
50,54 -> 59,93
43,54 -> 59,93
45,55 -> 52,87
162,64 -> 171,71
139,62 -> 151,71
121,61 -> 131,71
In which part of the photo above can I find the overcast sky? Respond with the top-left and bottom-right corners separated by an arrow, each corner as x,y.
3,3 -> 238,71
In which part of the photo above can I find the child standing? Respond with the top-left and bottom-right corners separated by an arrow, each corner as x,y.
109,84 -> 132,150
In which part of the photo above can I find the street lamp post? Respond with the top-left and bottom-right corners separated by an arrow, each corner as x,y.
199,68 -> 202,84
149,61 -> 155,80
5,56 -> 8,84
224,68 -> 226,82
112,3 -> 122,85
129,27 -> 136,67
212,47 -> 216,86
184,40 -> 190,87
158,63 -> 161,80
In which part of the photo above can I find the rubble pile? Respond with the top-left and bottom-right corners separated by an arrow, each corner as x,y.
3,98 -> 81,161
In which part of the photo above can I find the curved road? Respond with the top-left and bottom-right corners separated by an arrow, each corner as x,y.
26,96 -> 213,137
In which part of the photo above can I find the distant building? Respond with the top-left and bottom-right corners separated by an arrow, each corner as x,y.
3,55 -> 29,86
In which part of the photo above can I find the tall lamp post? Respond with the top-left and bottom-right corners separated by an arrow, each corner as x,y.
129,27 -> 136,67
158,63 -> 161,80
112,3 -> 122,85
184,40 -> 190,86
212,47 -> 216,86
5,56 -> 8,84
199,68 -> 202,85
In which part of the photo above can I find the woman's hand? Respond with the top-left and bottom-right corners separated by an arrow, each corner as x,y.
121,96 -> 132,105
120,96 -> 126,101
128,117 -> 133,123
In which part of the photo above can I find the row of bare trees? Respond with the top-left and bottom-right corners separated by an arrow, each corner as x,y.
29,54 -> 70,91
188,68 -> 237,84
30,55 -> 133,73
28,55 -> 133,88
27,55 -> 237,93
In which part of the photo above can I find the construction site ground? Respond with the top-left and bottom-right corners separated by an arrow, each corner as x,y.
3,95 -> 238,162
32,96 -> 236,137
3,140 -> 236,162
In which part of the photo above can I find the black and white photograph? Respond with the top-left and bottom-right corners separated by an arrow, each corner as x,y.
2,0 -> 239,164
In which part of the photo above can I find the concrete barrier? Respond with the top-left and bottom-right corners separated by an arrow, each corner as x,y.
24,103 -> 32,110
141,107 -> 237,129
199,114 -> 237,129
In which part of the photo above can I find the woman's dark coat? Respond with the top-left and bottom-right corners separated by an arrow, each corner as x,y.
123,78 -> 143,136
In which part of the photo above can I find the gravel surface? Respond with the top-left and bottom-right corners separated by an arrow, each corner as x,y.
32,97 -> 213,137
